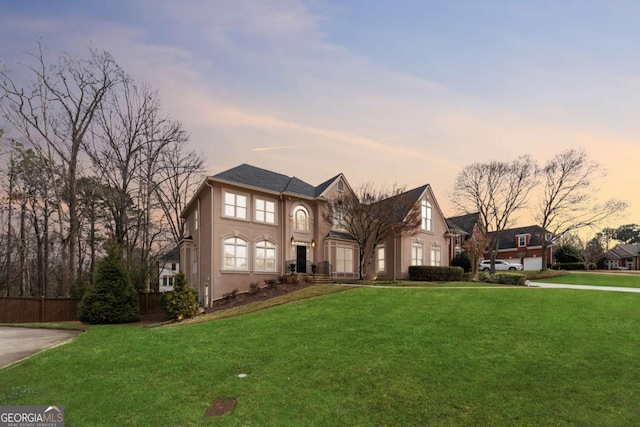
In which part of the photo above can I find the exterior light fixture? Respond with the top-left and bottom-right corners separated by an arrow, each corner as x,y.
311,239 -> 316,248
290,236 -> 295,246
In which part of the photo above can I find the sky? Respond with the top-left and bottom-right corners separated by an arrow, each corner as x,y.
0,0 -> 638,229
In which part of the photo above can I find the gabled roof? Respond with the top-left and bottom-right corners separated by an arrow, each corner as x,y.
160,246 -> 180,262
211,164 -> 340,198
606,243 -> 640,259
376,184 -> 429,224
446,212 -> 481,236
490,225 -> 550,250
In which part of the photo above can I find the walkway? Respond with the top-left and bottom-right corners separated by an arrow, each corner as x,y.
528,281 -> 640,293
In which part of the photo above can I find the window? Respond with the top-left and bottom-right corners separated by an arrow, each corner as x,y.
255,199 -> 275,224
168,276 -> 174,287
411,243 -> 423,266
162,276 -> 168,287
255,240 -> 277,272
455,234 -> 461,245
224,192 -> 247,219
223,237 -> 248,270
195,209 -> 198,230
517,235 -> 527,247
337,180 -> 344,192
192,247 -> 198,273
421,200 -> 432,231
430,246 -> 441,266
294,206 -> 309,231
376,245 -> 385,273
336,245 -> 354,273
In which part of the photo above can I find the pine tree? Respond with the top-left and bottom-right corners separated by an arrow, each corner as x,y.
160,272 -> 197,321
78,241 -> 140,324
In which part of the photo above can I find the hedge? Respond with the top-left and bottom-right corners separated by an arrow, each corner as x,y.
479,272 -> 526,286
408,265 -> 464,282
551,262 -> 596,271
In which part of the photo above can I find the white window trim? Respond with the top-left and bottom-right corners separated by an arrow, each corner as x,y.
223,236 -> 249,271
517,235 -> 527,247
421,200 -> 432,232
430,245 -> 442,267
411,242 -> 424,266
255,240 -> 278,272
336,244 -> 354,273
293,205 -> 310,232
255,197 -> 276,224
223,190 -> 248,220
376,245 -> 386,273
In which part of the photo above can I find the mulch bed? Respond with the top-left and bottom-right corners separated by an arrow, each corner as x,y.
206,281 -> 317,312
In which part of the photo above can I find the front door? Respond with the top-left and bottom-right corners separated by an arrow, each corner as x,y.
296,245 -> 307,273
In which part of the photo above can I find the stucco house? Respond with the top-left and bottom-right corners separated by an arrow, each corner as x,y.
605,243 -> 640,270
179,164 -> 451,306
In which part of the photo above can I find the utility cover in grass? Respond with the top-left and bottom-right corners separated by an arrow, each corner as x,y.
206,398 -> 237,417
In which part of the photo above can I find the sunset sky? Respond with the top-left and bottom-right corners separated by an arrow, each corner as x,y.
1,1 -> 638,229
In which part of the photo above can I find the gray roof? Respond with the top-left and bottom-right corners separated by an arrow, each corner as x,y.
490,225 -> 550,249
606,243 -> 640,259
212,164 -> 337,198
161,246 -> 180,262
446,213 -> 481,235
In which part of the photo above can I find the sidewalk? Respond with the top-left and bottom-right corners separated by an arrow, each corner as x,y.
528,282 -> 640,293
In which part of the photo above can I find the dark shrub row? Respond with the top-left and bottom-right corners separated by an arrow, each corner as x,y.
479,272 -> 526,286
408,266 -> 464,282
551,262 -> 596,271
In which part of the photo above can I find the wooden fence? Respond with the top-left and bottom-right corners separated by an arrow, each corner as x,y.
0,293 -> 164,323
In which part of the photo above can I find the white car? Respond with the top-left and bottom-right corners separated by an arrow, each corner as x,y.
479,259 -> 523,271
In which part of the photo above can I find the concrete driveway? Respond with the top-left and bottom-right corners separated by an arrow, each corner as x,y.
0,327 -> 83,369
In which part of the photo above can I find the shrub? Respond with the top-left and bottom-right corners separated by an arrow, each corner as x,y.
450,252 -> 472,273
248,282 -> 260,294
551,262 -> 587,271
408,266 -> 464,282
160,272 -> 197,321
265,279 -> 279,288
222,289 -> 239,300
479,272 -> 526,286
279,275 -> 302,285
78,242 -> 140,324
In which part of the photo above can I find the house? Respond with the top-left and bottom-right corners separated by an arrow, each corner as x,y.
604,244 -> 640,270
486,225 -> 554,270
179,164 -> 451,306
158,246 -> 180,292
446,212 -> 483,260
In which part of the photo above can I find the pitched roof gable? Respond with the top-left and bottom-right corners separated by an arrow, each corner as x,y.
490,225 -> 549,249
446,212 -> 481,235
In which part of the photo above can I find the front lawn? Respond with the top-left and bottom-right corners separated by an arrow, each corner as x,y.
1,287 -> 639,426
533,272 -> 640,288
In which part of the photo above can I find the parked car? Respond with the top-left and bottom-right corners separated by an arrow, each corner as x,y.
479,259 -> 524,271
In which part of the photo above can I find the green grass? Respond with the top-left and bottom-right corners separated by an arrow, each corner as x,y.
1,287 -> 639,426
533,272 -> 640,288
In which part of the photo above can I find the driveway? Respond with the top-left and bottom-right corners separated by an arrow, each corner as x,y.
0,327 -> 83,369
529,282 -> 640,293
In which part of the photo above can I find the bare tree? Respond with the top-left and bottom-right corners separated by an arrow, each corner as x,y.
153,141 -> 206,246
451,155 -> 538,272
0,44 -> 121,296
463,232 -> 490,282
322,183 -> 421,280
534,149 -> 627,270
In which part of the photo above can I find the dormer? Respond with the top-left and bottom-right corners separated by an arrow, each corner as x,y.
516,233 -> 530,248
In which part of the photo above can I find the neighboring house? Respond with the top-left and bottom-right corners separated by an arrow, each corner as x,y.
158,246 -> 180,292
486,225 -> 554,270
604,244 -> 640,270
446,212 -> 483,260
180,164 -> 451,305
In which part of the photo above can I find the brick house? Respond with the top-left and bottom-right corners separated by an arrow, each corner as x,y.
604,244 -> 640,270
180,164 -> 451,305
487,225 -> 554,270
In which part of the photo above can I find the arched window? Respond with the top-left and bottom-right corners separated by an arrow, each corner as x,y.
294,206 -> 309,231
255,240 -> 277,272
223,237 -> 248,270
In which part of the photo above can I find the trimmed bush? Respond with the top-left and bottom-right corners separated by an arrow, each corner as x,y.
160,272 -> 197,321
408,266 -> 464,282
552,262 -> 588,271
479,272 -> 526,286
78,242 -> 140,324
451,252 -> 472,273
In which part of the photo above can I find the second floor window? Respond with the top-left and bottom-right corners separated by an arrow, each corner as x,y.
294,206 -> 309,231
255,199 -> 275,224
225,192 -> 247,219
517,235 -> 527,247
421,200 -> 432,232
